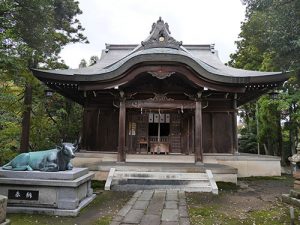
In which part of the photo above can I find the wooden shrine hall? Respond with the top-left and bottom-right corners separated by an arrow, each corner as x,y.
33,17 -> 289,165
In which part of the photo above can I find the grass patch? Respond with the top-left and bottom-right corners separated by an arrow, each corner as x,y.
91,180 -> 106,190
244,203 -> 298,225
7,214 -> 74,225
189,205 -> 241,225
91,215 -> 112,225
189,203 -> 297,225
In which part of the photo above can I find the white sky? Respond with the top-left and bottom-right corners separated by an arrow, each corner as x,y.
60,0 -> 246,69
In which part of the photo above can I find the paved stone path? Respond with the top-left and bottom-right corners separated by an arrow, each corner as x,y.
110,190 -> 190,225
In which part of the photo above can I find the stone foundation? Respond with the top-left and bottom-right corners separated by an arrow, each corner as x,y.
0,168 -> 95,216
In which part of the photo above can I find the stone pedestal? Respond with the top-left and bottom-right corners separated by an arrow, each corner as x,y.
0,167 -> 95,216
282,171 -> 300,207
0,195 -> 10,225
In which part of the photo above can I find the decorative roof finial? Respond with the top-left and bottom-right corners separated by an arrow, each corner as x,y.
140,17 -> 182,50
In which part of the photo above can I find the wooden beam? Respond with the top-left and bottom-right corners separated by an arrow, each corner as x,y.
126,100 -> 195,109
195,100 -> 203,162
118,99 -> 126,162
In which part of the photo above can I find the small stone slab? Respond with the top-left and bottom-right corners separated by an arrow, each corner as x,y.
133,190 -> 142,198
122,209 -> 144,224
166,192 -> 178,201
139,190 -> 154,201
112,215 -> 124,222
117,203 -> 132,217
162,209 -> 179,222
179,217 -> 190,225
179,206 -> 188,218
282,194 -> 300,207
140,214 -> 161,225
290,189 -> 300,199
161,222 -> 179,225
165,201 -> 178,209
146,200 -> 164,215
133,200 -> 149,210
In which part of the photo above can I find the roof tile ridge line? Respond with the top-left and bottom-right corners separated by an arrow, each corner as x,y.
102,44 -> 144,70
183,44 -> 212,50
105,44 -> 139,50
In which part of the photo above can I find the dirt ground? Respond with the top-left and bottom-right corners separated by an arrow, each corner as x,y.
7,175 -> 298,225
187,175 -> 297,225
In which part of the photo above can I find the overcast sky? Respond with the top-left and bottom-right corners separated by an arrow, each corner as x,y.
60,0 -> 246,69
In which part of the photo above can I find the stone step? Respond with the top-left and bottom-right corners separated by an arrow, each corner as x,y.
111,184 -> 213,192
113,179 -> 211,186
105,168 -> 218,194
114,171 -> 208,180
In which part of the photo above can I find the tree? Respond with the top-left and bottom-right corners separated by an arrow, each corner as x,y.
1,0 -> 88,153
230,0 -> 300,164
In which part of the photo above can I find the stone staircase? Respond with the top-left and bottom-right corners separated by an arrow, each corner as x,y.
105,168 -> 218,194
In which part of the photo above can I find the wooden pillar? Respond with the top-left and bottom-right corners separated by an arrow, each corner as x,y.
118,99 -> 126,162
211,112 -> 215,153
232,94 -> 238,153
195,100 -> 203,162
186,117 -> 190,155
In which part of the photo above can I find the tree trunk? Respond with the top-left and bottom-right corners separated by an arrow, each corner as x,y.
263,143 -> 269,155
20,83 -> 32,153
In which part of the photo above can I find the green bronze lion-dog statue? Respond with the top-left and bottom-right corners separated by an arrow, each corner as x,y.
2,141 -> 79,172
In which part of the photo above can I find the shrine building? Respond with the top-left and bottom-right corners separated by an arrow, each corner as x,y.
32,18 -> 290,179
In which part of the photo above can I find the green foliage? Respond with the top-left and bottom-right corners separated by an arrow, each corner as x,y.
230,0 -> 300,163
91,216 -> 112,225
0,0 -> 87,162
239,119 -> 258,154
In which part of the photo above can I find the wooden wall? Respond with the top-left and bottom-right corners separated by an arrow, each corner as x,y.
82,108 -> 118,151
82,105 -> 235,154
202,112 -> 234,153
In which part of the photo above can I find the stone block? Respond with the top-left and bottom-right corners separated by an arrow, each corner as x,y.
122,209 -> 144,224
132,200 -> 149,210
294,183 -> 300,190
140,214 -> 161,225
0,195 -> 7,223
290,190 -> 300,199
165,201 -> 178,209
0,168 -> 95,216
282,194 -> 300,208
0,167 -> 88,180
162,209 -> 179,222
138,190 -> 154,201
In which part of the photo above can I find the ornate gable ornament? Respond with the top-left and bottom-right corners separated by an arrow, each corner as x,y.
141,17 -> 182,50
